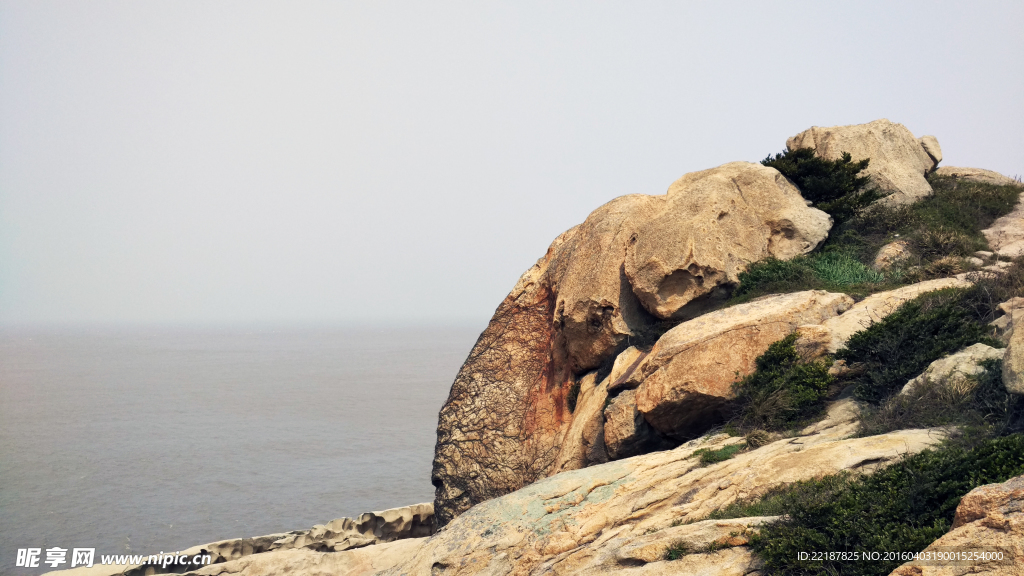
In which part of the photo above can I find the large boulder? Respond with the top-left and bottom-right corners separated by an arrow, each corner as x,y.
787,119 -> 938,205
431,162 -> 831,526
395,402 -> 944,575
629,290 -> 854,439
889,474 -> 1023,576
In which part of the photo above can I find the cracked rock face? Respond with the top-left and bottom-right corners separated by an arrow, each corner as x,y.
431,162 -> 831,527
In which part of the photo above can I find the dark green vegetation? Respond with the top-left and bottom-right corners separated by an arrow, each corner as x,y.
837,288 -> 1003,403
762,148 -> 879,226
692,443 -> 745,465
739,433 -> 1024,576
731,334 -> 833,431
566,379 -> 582,413
664,539 -> 730,560
733,173 -> 1022,300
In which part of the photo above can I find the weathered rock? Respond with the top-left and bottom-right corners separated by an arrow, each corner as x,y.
42,504 -> 435,576
630,290 -> 853,439
603,389 -> 670,460
391,404 -> 944,575
889,474 -> 1024,576
818,277 -> 973,352
900,343 -> 1005,396
271,502 -> 434,553
615,516 -> 777,564
918,135 -> 943,166
873,239 -> 913,271
187,539 -> 425,576
982,185 -> 1024,258
623,162 -> 832,319
432,162 -> 832,526
787,119 -> 938,205
1002,319 -> 1024,395
935,166 -> 1024,188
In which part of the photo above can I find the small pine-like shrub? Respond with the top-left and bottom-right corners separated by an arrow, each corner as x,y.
732,334 -> 833,430
762,148 -> 881,225
837,288 -> 1000,403
746,433 -> 1024,576
733,257 -> 821,298
566,379 -> 582,413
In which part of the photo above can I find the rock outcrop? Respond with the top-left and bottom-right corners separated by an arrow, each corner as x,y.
397,399 -> 944,575
935,166 -> 1023,188
889,474 -> 1024,576
787,119 -> 938,205
981,179 -> 1024,258
900,343 -> 1005,396
1002,319 -> 1024,395
628,290 -> 853,439
431,161 -> 832,526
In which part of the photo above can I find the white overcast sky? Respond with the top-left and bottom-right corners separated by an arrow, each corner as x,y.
1,1 -> 1022,326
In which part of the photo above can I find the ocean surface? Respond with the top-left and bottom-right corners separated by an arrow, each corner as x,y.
0,325 -> 481,575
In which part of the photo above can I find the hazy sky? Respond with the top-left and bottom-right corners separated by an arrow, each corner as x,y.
2,1 -> 1022,326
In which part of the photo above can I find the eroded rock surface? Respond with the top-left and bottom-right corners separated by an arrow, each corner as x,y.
1002,318 -> 1024,395
432,162 -> 831,526
630,290 -> 853,439
935,166 -> 1023,188
787,119 -> 937,205
981,177 -> 1024,258
395,401 -> 944,575
889,474 -> 1024,576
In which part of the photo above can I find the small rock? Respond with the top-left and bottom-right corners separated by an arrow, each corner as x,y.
603,389 -> 671,460
974,250 -> 995,260
872,240 -> 913,271
900,343 -> 1005,396
966,256 -> 985,266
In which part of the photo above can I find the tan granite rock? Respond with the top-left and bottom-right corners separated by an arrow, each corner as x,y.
935,166 -> 1023,188
787,119 -> 937,205
901,343 -> 1005,396
873,239 -> 913,271
1002,319 -> 1024,395
630,290 -> 853,439
432,162 -> 832,526
919,135 -> 942,166
389,404 -> 944,576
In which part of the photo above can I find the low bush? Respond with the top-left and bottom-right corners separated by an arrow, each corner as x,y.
762,148 -> 880,225
836,288 -> 1001,403
858,358 -> 1024,437
733,252 -> 886,299
744,433 -> 1024,576
731,334 -> 833,431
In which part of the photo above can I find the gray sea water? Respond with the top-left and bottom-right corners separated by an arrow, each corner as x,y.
0,325 -> 480,575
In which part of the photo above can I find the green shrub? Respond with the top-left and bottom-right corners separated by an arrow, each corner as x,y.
664,541 -> 691,560
732,334 -> 833,430
746,433 -> 1024,576
693,443 -> 745,465
762,147 -> 881,225
836,288 -> 1000,403
810,251 -> 884,285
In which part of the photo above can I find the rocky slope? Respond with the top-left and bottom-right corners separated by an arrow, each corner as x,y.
47,120 -> 1024,576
